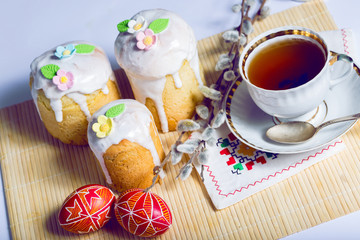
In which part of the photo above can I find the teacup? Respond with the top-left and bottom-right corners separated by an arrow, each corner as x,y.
239,26 -> 353,119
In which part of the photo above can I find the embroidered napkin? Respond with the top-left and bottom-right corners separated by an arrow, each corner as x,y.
195,29 -> 355,210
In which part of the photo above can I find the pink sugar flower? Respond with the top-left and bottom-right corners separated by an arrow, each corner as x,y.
136,29 -> 157,50
52,69 -> 74,91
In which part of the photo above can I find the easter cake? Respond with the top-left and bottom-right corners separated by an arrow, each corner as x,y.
87,99 -> 165,192
114,9 -> 205,133
30,41 -> 121,145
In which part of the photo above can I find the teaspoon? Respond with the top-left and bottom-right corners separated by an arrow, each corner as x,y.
266,113 -> 360,144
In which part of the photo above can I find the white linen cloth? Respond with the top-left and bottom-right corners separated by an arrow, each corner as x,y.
195,29 -> 355,209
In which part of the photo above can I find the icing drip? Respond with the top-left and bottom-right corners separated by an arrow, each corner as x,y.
101,85 -> 109,95
67,93 -> 91,120
30,41 -> 114,122
127,73 -> 169,132
31,89 -> 42,121
87,100 -> 163,185
50,99 -> 63,122
172,72 -> 182,88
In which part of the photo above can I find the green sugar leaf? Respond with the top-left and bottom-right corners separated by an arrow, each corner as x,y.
75,44 -> 95,54
148,18 -> 169,34
117,19 -> 130,33
40,64 -> 60,79
106,103 -> 126,118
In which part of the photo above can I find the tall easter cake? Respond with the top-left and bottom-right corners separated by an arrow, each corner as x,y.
87,99 -> 165,192
114,9 -> 205,132
30,41 -> 121,145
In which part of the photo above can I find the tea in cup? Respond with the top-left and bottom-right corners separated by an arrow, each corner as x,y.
239,26 -> 353,119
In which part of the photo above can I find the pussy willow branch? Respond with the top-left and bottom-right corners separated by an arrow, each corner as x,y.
252,0 -> 268,24
236,0 -> 250,33
144,131 -> 186,192
145,0 -> 268,192
176,141 -> 205,179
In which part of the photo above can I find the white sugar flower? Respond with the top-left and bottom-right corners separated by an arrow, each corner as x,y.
127,16 -> 145,33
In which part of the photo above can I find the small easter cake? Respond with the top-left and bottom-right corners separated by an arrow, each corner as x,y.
114,9 -> 205,133
87,99 -> 165,192
30,41 -> 121,145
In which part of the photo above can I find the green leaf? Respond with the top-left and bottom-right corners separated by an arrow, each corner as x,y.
148,18 -> 169,34
106,103 -> 126,118
117,19 -> 130,33
75,44 -> 95,54
40,64 -> 60,79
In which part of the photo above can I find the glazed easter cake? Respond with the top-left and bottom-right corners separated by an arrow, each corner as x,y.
115,9 -> 205,133
30,41 -> 121,145
87,99 -> 165,192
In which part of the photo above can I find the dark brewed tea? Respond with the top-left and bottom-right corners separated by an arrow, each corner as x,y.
247,38 -> 326,90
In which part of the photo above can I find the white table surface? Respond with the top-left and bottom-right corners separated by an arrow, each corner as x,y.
1,0 -> 360,239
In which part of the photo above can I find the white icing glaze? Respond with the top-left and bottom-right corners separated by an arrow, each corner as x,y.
127,72 -> 169,132
172,72 -> 182,88
87,99 -> 163,185
30,41 -> 115,122
67,93 -> 91,121
114,9 -> 203,132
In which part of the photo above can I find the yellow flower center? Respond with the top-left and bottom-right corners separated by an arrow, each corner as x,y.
100,123 -> 110,133
143,36 -> 153,46
60,76 -> 68,83
63,50 -> 71,56
133,23 -> 142,31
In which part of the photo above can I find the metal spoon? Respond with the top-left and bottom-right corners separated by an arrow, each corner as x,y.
266,113 -> 360,144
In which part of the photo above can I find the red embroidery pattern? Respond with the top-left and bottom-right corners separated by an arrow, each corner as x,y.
205,141 -> 342,197
217,133 -> 278,174
341,29 -> 350,55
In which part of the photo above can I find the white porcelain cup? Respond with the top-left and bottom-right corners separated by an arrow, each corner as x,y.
239,26 -> 353,119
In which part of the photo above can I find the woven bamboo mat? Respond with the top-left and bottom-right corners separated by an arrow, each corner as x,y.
1,0 -> 360,239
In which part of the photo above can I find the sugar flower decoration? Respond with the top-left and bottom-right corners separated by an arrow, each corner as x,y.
127,16 -> 145,33
52,69 -> 74,91
136,29 -> 157,50
92,115 -> 113,138
55,44 -> 76,59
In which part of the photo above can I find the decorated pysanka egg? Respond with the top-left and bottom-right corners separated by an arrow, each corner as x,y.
114,189 -> 172,237
58,184 -> 115,234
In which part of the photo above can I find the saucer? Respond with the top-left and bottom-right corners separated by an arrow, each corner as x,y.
272,100 -> 328,127
225,63 -> 360,154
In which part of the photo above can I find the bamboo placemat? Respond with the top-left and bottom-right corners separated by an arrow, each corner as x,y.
1,0 -> 360,239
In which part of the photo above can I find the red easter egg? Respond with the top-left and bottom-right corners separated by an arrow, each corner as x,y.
58,184 -> 115,234
114,189 -> 172,237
